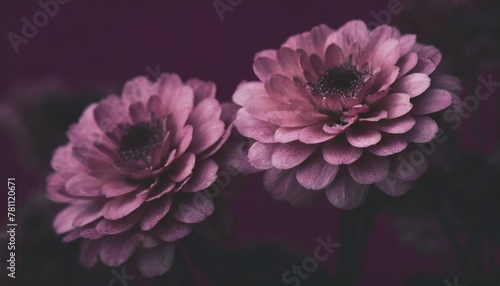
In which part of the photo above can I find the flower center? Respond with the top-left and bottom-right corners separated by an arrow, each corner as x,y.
312,65 -> 365,97
118,122 -> 163,161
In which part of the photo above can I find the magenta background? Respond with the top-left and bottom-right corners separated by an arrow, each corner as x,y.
1,1 -> 498,285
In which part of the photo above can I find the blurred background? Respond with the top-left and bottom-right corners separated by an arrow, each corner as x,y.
1,0 -> 499,285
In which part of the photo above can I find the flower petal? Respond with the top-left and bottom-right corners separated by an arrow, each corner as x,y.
234,109 -> 277,143
375,115 -> 416,134
296,153 -> 339,190
122,76 -> 156,104
168,152 -> 196,182
175,125 -> 193,157
390,149 -> 429,181
187,98 -> 222,129
232,82 -> 266,107
171,195 -> 214,224
371,66 -> 400,92
96,210 -> 143,235
277,47 -> 301,76
99,235 -> 136,267
137,243 -> 175,278
274,126 -> 302,143
373,93 -> 413,119
413,45 -> 441,74
322,137 -> 363,165
155,218 -> 193,242
146,94 -> 163,118
129,102 -> 148,123
264,169 -> 323,208
367,135 -> 408,156
102,181 -> 138,198
397,52 -> 418,78
391,73 -> 431,98
431,75 -> 462,93
266,110 -> 327,128
73,202 -> 103,227
268,74 -> 312,104
398,34 -> 416,54
248,142 -> 275,169
195,199 -> 234,243
298,124 -> 335,144
364,25 -> 397,52
54,204 -> 86,234
139,197 -> 173,231
348,153 -> 390,184
102,190 -> 148,220
51,145 -> 84,173
376,174 -> 415,196
405,117 -> 438,143
131,233 -> 160,249
346,125 -> 382,148
93,96 -> 128,129
413,58 -> 437,75
325,43 -> 345,67
285,24 -> 332,56
189,120 -> 225,154
186,79 -> 216,104
339,20 -> 369,46
253,57 -> 282,82
181,159 -> 218,193
325,169 -> 368,210
370,38 -> 401,68
80,239 -> 102,267
271,141 -> 316,169
46,173 -> 73,203
162,86 -> 194,117
254,49 -> 277,61
411,89 -> 453,115
65,174 -> 103,197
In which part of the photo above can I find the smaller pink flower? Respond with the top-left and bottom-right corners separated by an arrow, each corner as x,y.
46,73 -> 249,277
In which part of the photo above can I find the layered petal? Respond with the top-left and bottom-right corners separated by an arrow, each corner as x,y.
296,152 -> 339,190
326,170 -> 369,210
47,73 -> 241,276
231,21 -> 460,210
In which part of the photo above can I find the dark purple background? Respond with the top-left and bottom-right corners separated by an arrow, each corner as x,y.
1,1 -> 498,285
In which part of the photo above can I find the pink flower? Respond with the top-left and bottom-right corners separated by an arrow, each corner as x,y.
233,21 -> 461,209
46,74 -> 247,277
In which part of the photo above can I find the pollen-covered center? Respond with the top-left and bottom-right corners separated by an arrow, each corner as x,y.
118,122 -> 163,161
313,65 -> 365,97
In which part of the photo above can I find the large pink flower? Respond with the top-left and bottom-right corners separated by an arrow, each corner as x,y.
233,21 -> 461,209
46,74 -> 248,277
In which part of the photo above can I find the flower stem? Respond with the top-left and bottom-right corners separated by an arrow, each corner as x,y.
151,246 -> 200,286
436,204 -> 472,285
336,208 -> 362,286
489,241 -> 497,285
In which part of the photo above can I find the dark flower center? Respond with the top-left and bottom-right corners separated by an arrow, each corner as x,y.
118,122 -> 163,161
312,65 -> 365,97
